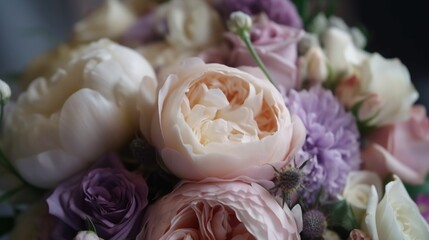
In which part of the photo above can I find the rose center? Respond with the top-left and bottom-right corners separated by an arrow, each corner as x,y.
166,201 -> 255,239
182,72 -> 278,146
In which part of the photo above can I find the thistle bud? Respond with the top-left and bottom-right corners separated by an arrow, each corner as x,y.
275,166 -> 303,193
301,209 -> 327,239
227,11 -> 252,34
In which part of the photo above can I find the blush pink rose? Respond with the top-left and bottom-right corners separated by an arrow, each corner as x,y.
362,105 -> 429,183
137,181 -> 302,240
149,58 -> 305,181
225,19 -> 303,91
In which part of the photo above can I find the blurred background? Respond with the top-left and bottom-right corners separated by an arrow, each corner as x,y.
0,0 -> 427,106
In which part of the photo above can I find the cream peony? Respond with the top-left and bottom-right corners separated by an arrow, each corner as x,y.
3,39 -> 156,188
324,28 -> 418,125
363,176 -> 429,240
138,181 -> 302,240
149,58 -> 305,181
342,171 -> 383,222
72,0 -> 136,43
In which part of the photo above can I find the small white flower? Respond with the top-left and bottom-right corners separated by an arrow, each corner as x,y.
74,231 -> 104,240
227,11 -> 253,34
305,46 -> 328,83
0,79 -> 11,103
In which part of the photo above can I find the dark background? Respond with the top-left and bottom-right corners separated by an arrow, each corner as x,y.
0,0 -> 427,106
353,0 -> 429,107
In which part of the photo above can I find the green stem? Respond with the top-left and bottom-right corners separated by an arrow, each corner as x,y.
0,185 -> 26,202
238,30 -> 278,89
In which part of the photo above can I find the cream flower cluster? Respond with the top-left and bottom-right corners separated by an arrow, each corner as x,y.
3,39 -> 156,188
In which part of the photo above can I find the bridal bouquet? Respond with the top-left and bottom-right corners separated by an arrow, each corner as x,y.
1,0 -> 429,239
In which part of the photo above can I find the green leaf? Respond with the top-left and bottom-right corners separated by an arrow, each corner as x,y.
85,217 -> 97,234
405,174 -> 429,199
0,186 -> 26,203
323,199 -> 359,231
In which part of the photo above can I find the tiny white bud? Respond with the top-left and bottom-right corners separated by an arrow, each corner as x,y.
227,11 -> 252,34
305,46 -> 328,83
357,94 -> 382,122
74,231 -> 104,240
0,79 -> 11,103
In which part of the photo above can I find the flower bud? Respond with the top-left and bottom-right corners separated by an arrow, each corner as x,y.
74,231 -> 104,240
356,94 -> 382,122
301,209 -> 327,239
274,166 -> 303,193
227,11 -> 252,34
0,79 -> 11,103
305,46 -> 328,83
348,229 -> 371,240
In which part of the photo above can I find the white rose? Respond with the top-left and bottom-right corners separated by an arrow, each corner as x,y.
323,28 -> 368,78
354,54 -> 418,125
73,0 -> 136,43
155,0 -> 223,49
324,28 -> 418,125
363,176 -> 429,240
3,39 -> 156,188
149,58 -> 306,181
342,171 -> 383,222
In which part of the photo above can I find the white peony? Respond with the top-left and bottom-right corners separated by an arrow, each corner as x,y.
3,39 -> 156,188
149,58 -> 305,181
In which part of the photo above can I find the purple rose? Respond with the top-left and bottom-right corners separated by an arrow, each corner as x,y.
225,20 -> 303,91
46,154 -> 148,240
212,0 -> 303,28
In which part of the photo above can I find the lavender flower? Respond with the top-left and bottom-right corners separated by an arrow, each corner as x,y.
212,0 -> 303,28
286,85 -> 361,204
46,154 -> 148,240
416,194 -> 429,223
120,11 -> 164,46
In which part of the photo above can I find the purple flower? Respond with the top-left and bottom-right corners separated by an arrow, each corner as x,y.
212,0 -> 303,28
286,85 -> 361,204
225,20 -> 303,90
120,11 -> 165,46
46,154 -> 148,240
416,194 -> 429,223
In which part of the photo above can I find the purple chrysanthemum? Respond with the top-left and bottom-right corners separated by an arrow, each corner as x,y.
286,85 -> 361,204
212,0 -> 303,28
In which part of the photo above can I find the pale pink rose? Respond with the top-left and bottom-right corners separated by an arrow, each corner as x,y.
149,58 -> 306,181
137,181 -> 302,240
362,105 -> 429,184
203,19 -> 303,91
